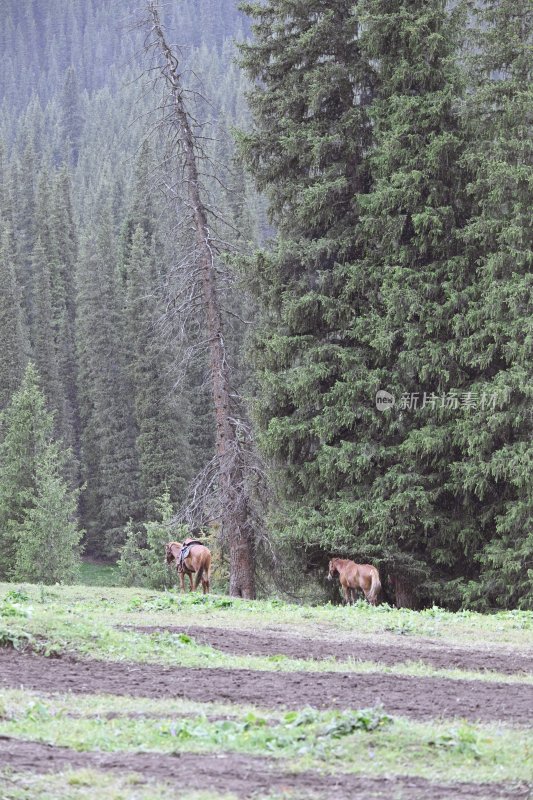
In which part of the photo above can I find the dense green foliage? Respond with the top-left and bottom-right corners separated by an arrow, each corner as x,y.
0,364 -> 82,582
239,0 -> 376,576
455,0 -> 533,608
240,0 -> 532,608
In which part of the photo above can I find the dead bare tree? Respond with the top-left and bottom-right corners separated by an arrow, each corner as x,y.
143,1 -> 256,597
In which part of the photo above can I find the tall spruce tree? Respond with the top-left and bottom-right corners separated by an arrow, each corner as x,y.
49,169 -> 80,465
125,225 -> 193,516
0,225 -> 27,410
10,139 -> 38,322
13,441 -> 83,584
31,237 -> 63,421
0,363 -> 82,582
76,204 -> 140,554
240,0 -> 481,606
0,363 -> 52,577
343,0 -> 474,606
239,0 -> 377,574
452,0 -> 533,609
60,66 -> 84,165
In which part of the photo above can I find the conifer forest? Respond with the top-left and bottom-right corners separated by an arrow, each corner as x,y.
0,0 -> 531,610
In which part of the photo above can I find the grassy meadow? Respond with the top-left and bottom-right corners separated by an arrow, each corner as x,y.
0,576 -> 531,799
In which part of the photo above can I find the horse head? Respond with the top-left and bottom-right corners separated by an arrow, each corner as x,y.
327,558 -> 339,581
165,541 -> 182,565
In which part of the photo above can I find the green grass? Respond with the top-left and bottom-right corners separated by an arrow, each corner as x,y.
1,582 -> 532,796
0,583 -> 531,685
78,561 -> 120,587
0,688 -> 531,785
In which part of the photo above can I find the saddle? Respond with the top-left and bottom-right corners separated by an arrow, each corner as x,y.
177,540 -> 204,572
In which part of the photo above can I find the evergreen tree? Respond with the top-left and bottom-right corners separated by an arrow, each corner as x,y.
330,0 -> 474,606
0,362 -> 82,583
31,237 -> 63,420
27,169 -> 79,465
239,0 -> 375,571
0,142 -> 14,225
453,0 -> 533,609
76,205 -> 140,554
49,168 -> 80,462
0,363 -> 53,578
118,491 -> 183,589
125,225 -> 193,516
0,225 -> 27,410
240,0 -> 482,607
10,139 -> 38,320
13,441 -> 83,583
60,66 -> 84,164
120,140 -> 158,255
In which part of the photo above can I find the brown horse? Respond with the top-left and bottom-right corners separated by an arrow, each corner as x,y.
327,558 -> 381,606
165,539 -> 212,594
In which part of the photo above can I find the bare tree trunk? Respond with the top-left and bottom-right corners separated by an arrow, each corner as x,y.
389,574 -> 418,609
147,2 -> 255,597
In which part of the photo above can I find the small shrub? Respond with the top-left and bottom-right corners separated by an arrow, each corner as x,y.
384,618 -> 416,635
24,701 -> 53,721
117,492 -> 187,590
320,707 -> 392,738
0,625 -> 32,650
4,588 -> 30,603
283,708 -> 322,727
0,593 -> 32,619
430,724 -> 482,759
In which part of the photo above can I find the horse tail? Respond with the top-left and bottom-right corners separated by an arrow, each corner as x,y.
368,568 -> 381,605
194,565 -> 205,590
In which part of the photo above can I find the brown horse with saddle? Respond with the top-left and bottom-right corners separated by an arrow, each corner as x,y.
328,557 -> 381,605
165,538 -> 212,594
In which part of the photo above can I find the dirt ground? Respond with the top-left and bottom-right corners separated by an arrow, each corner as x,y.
1,650 -> 531,724
131,625 -> 533,675
0,737 -> 529,800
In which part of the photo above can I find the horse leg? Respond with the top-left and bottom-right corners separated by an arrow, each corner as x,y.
343,585 -> 351,605
204,555 -> 211,595
200,565 -> 210,594
350,587 -> 357,604
188,572 -> 194,591
179,571 -> 185,593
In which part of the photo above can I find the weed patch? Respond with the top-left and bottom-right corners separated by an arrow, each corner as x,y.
0,626 -> 32,650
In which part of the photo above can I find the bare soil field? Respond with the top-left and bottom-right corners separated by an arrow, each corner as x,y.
0,736 -> 529,800
1,586 -> 532,798
1,649 -> 531,724
130,624 -> 533,675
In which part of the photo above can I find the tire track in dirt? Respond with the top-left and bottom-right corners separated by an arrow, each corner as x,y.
131,625 -> 533,676
1,650 -> 531,724
0,737 -> 529,800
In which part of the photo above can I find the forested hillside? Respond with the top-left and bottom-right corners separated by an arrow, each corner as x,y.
0,0 -> 256,560
0,0 -> 530,609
